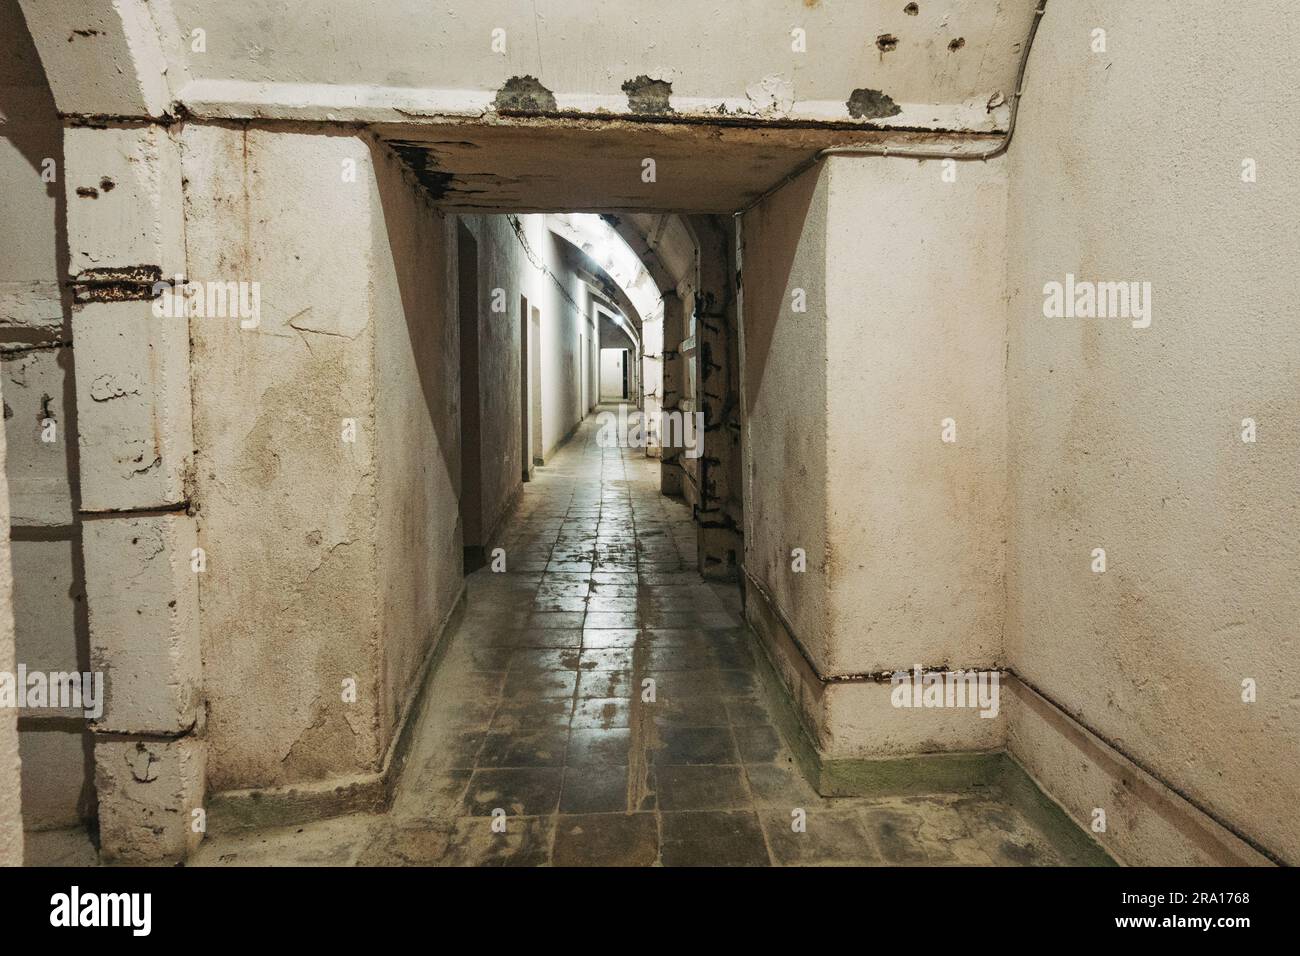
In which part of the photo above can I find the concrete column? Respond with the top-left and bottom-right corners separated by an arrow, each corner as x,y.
183,127 -> 384,800
64,124 -> 205,863
183,129 -> 464,829
740,156 -> 1008,787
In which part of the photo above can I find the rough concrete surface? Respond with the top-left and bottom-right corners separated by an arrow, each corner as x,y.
95,735 -> 205,863
158,0 -> 1035,130
185,126 -> 385,791
739,162 -> 830,671
1004,0 -> 1300,865
824,154 -> 1008,678
84,512 -> 200,734
0,375 -> 22,865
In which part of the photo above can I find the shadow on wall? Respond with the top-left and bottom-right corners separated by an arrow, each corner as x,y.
739,170 -> 818,413
0,0 -> 96,836
366,136 -> 464,744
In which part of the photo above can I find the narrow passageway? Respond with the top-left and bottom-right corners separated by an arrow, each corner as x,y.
191,412 -> 1096,866
6,0 -> 1295,889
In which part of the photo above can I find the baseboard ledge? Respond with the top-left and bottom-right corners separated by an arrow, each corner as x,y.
742,572 -> 1114,865
205,587 -> 467,835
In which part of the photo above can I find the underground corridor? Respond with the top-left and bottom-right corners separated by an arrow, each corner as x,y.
2,0 -> 1297,878
194,412 -> 1107,867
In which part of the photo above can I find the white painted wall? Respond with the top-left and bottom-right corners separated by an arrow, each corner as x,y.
1004,0 -> 1300,865
459,214 -> 590,512
184,141 -> 596,794
370,143 -> 463,753
186,128 -> 387,790
740,164 -> 830,669
159,0 -> 1035,132
741,154 -> 1008,760
824,155 -> 1008,678
739,165 -> 833,741
537,229 -> 589,458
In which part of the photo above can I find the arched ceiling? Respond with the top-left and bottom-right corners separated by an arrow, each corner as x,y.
547,214 -> 663,325
547,212 -> 686,353
548,230 -> 642,350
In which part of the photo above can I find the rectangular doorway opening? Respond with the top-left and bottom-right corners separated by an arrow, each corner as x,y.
600,347 -> 628,402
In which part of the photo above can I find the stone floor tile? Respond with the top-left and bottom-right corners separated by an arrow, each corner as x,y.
552,813 -> 659,866
654,764 -> 751,811
660,810 -> 770,867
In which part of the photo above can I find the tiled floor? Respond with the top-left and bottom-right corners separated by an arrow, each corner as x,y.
185,407 -> 1094,867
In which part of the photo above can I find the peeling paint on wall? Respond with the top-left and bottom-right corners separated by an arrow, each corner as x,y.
744,75 -> 795,116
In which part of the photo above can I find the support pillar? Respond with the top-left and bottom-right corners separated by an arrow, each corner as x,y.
64,123 -> 205,863
738,156 -> 1008,784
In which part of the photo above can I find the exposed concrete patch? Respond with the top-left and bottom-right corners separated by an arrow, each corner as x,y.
846,88 -> 903,119
69,265 -> 163,303
492,75 -> 557,113
621,75 -> 673,114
